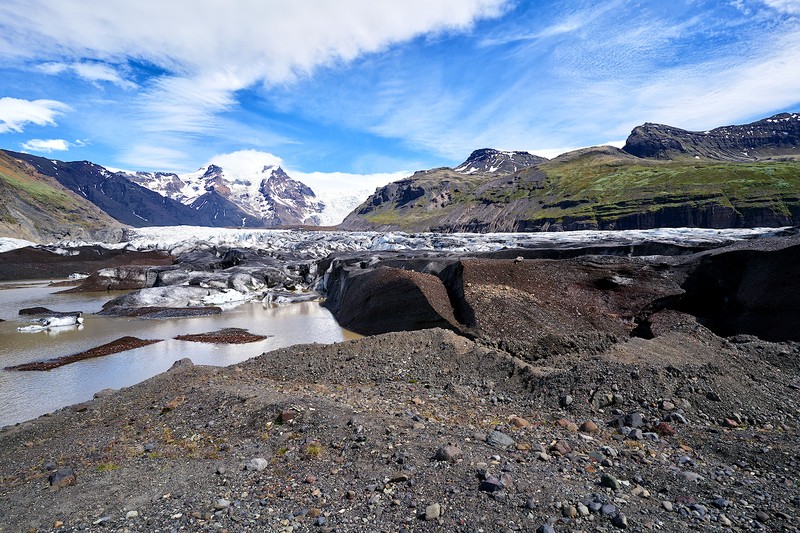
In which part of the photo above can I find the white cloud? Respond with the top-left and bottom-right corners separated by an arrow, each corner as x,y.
38,61 -> 136,89
763,0 -> 800,14
205,149 -> 284,175
290,170 -> 408,196
0,0 -> 508,136
0,97 -> 71,133
20,138 -> 71,153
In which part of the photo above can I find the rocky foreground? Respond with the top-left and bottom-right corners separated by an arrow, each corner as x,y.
1,234 -> 799,532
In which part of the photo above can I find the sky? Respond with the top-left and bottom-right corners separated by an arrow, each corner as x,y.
0,0 -> 798,189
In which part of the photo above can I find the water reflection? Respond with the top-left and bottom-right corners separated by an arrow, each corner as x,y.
0,281 -> 355,427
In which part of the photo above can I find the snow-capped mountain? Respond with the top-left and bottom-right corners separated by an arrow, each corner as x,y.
454,148 -> 547,175
130,161 -> 325,227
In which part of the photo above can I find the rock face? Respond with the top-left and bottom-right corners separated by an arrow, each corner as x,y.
340,114 -> 800,233
623,113 -> 800,161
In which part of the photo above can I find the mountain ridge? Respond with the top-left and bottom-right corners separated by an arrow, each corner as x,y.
339,112 -> 800,232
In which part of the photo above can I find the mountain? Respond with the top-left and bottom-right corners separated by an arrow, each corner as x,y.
130,162 -> 324,226
454,148 -> 547,174
3,150 -> 211,228
340,114 -> 800,232
622,112 -> 800,161
0,151 -> 124,242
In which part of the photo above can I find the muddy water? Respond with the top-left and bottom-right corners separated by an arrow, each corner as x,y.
0,281 -> 357,427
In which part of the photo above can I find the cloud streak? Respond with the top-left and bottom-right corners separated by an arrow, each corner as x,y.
0,97 -> 71,134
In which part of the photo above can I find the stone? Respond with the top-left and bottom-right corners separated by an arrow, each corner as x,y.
723,418 -> 739,428
48,467 -> 76,489
556,418 -> 579,432
577,502 -> 590,516
93,388 -> 116,399
612,513 -> 629,529
562,505 -> 578,518
551,440 -> 572,456
659,400 -> 676,411
681,471 -> 704,483
631,485 -> 650,498
560,395 -> 573,407
600,473 -> 622,490
486,430 -> 515,448
580,420 -> 599,433
624,412 -> 645,428
433,444 -> 462,462
653,422 -> 677,436
214,498 -> 230,510
125,511 -> 139,519
246,458 -> 269,471
719,514 -> 732,526
536,525 -> 556,533
661,500 -> 674,512
424,503 -> 441,521
510,415 -> 530,428
601,503 -> 618,516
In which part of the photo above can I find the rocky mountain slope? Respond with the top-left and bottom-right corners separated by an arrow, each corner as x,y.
623,112 -> 800,161
0,151 -> 124,242
130,162 -> 324,226
340,114 -> 800,232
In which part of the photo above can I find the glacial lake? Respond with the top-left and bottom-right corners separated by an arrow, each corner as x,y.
0,280 -> 357,427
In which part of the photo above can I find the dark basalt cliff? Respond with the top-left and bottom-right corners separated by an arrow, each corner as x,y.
623,113 -> 800,161
340,114 -> 800,233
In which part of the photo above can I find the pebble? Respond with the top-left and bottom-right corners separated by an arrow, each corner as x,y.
424,503 -> 441,521
756,510 -> 769,522
125,510 -> 139,519
560,395 -> 573,407
510,415 -> 530,428
536,525 -> 556,533
433,444 -> 462,462
612,512 -> 629,529
48,467 -> 76,489
214,498 -> 231,510
562,505 -> 578,518
601,503 -> 618,516
580,420 -> 599,433
556,418 -> 579,432
631,485 -> 650,498
681,471 -> 704,483
661,500 -> 674,512
577,502 -> 590,516
486,430 -> 515,448
601,473 -> 622,491
246,458 -> 269,471
719,514 -> 732,526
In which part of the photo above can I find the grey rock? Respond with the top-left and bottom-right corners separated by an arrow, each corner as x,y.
48,467 -> 76,489
486,430 -> 515,448
612,513 -> 629,529
245,457 -> 269,471
424,503 -> 441,521
601,473 -> 622,490
433,444 -> 462,462
536,525 -> 556,533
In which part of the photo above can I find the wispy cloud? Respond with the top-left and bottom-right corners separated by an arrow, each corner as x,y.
38,61 -> 136,89
20,138 -> 71,153
0,97 -> 71,133
762,0 -> 800,14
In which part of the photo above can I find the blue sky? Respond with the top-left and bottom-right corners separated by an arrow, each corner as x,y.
0,0 -> 798,184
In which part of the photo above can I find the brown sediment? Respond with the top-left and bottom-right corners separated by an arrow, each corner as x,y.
6,337 -> 162,371
100,306 -> 223,319
175,328 -> 269,344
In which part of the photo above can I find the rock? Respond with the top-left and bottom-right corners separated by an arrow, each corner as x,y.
551,440 -> 572,456
536,525 -> 556,533
719,514 -> 732,526
601,503 -> 618,516
653,422 -> 677,436
580,420 -> 599,433
577,502 -> 590,516
314,516 -> 327,526
612,512 -> 629,529
723,418 -> 739,428
681,471 -> 704,483
48,467 -> 76,489
509,415 -> 530,428
433,444 -> 462,462
756,510 -> 769,522
600,473 -> 622,490
93,388 -> 116,399
214,498 -> 231,510
562,505 -> 578,518
706,391 -> 722,401
624,412 -> 644,428
486,430 -> 515,448
424,503 -> 441,521
659,400 -> 676,411
556,418 -> 578,432
246,458 -> 269,471
479,473 -> 512,493
126,511 -> 139,519
661,500 -> 674,512
560,394 -> 573,407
